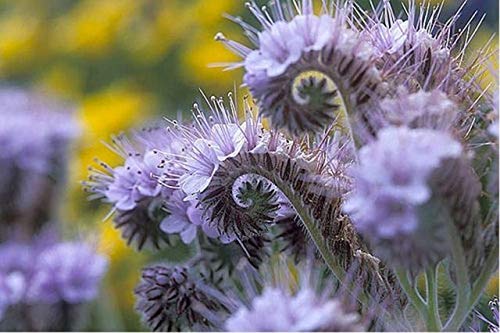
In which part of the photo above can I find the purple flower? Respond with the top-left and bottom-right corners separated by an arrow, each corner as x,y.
28,242 -> 107,304
0,88 -> 79,173
344,126 -> 462,239
225,260 -> 365,332
378,89 -> 458,131
85,127 -> 181,211
226,287 -> 363,332
178,139 -> 221,200
362,0 -> 485,110
343,126 -> 463,270
160,190 -> 199,244
0,271 -> 25,320
245,20 -> 305,78
104,154 -> 162,211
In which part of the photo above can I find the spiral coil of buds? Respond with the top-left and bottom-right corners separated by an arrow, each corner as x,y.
216,0 -> 383,136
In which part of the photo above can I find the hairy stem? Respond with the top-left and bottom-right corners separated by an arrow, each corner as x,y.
445,242 -> 499,331
443,214 -> 471,331
395,268 -> 428,329
425,267 -> 442,331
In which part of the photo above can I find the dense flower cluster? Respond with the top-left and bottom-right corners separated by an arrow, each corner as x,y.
80,0 -> 498,332
216,1 -> 380,135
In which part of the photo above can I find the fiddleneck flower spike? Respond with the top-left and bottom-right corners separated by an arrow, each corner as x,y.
343,126 -> 462,271
217,0 -> 382,135
156,93 -> 291,240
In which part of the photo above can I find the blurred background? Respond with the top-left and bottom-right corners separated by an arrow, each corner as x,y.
0,0 -> 497,330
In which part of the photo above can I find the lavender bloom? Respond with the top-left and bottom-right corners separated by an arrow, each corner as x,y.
217,0 -> 381,134
86,128 -> 178,211
0,88 -> 79,173
160,190 -> 199,244
363,0 -> 489,109
225,286 -> 363,332
224,259 -> 366,332
0,241 -> 37,314
84,127 -> 185,249
28,242 -> 107,304
378,89 -> 458,132
0,272 -> 25,320
344,126 -> 462,269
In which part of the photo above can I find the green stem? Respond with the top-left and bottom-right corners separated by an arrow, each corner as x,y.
395,268 -> 428,328
425,267 -> 442,331
442,215 -> 471,331
277,181 -> 345,282
444,243 -> 499,331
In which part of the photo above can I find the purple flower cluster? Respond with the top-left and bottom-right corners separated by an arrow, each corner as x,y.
0,88 -> 79,173
86,127 -> 179,211
86,95 -> 295,246
0,237 -> 107,320
343,126 -> 463,269
225,286 -> 363,332
224,259 -> 366,332
344,126 -> 462,239
378,89 -> 458,131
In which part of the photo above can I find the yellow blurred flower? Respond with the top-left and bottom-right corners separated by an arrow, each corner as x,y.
121,1 -> 191,65
98,222 -> 135,262
52,0 -> 139,57
487,273 -> 499,296
189,0 -> 238,28
0,14 -> 45,74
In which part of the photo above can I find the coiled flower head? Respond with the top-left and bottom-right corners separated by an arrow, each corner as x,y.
134,264 -> 229,331
155,93 -> 293,241
343,126 -> 463,271
217,0 -> 382,135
